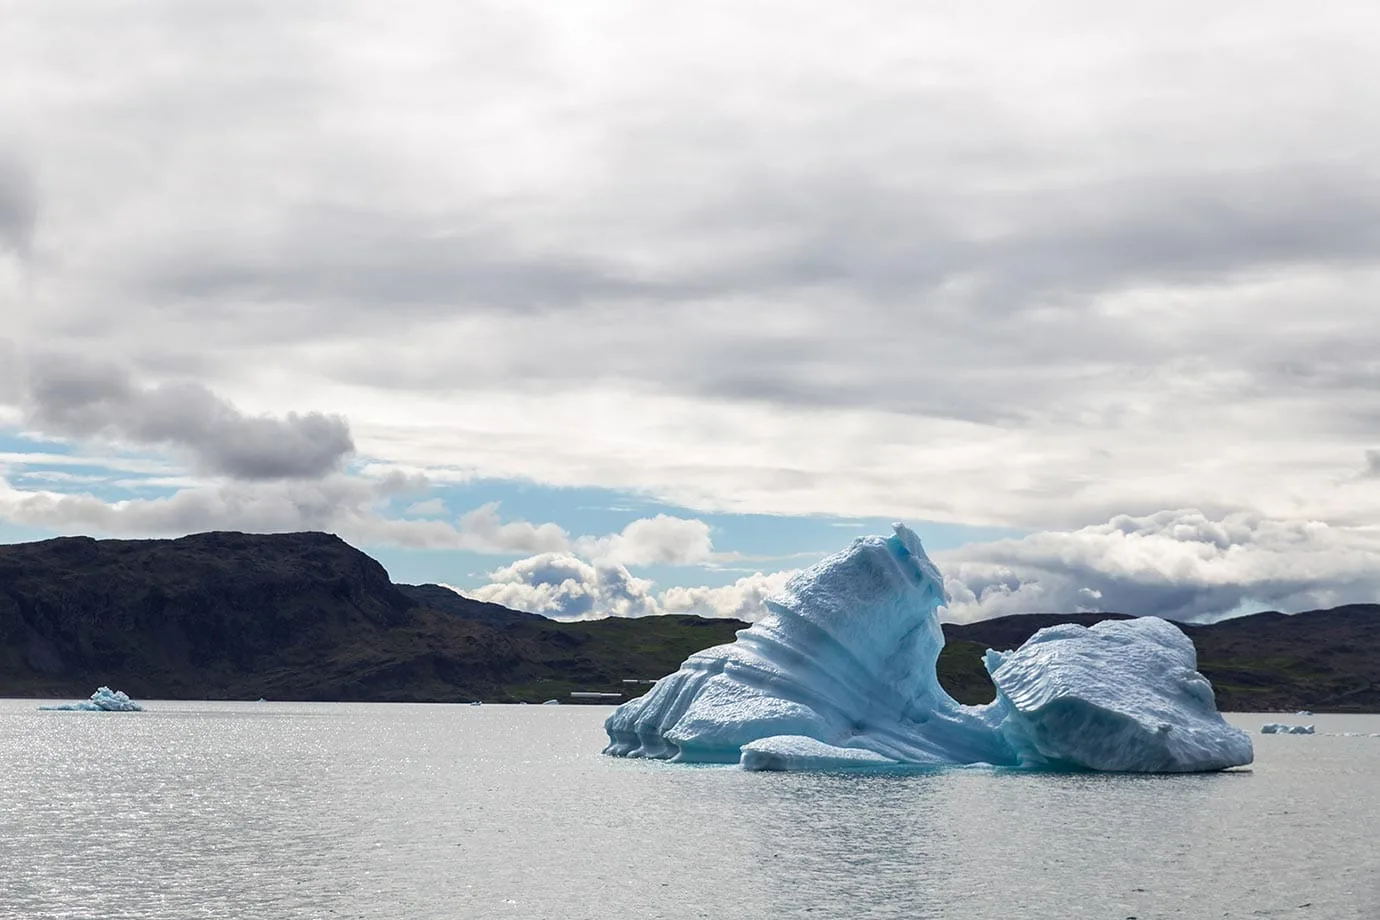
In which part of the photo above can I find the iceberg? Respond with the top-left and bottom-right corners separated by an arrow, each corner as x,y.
1261,723 -> 1315,734
604,524 -> 1252,773
39,686 -> 145,712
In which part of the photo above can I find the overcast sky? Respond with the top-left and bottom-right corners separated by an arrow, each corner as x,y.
3,1 -> 1380,622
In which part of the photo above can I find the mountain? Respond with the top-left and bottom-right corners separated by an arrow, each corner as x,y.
1,531 -> 1376,710
0,531 -> 742,703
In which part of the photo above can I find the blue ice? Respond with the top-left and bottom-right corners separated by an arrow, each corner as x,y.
604,524 -> 1253,773
39,686 -> 145,712
1261,723 -> 1315,734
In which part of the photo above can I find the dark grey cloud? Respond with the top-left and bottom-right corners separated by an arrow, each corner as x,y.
116,150 -> 1380,357
245,158 -> 1380,433
0,339 -> 23,405
0,157 -> 36,257
141,209 -> 658,319
1366,450 -> 1380,478
23,356 -> 354,480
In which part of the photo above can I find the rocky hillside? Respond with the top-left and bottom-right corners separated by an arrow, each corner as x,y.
1,531 -> 1376,710
0,531 -> 741,702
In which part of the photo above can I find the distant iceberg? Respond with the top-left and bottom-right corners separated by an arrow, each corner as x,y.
39,686 -> 145,712
605,524 -> 1253,773
1261,723 -> 1315,735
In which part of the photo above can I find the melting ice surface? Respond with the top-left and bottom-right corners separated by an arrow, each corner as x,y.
604,524 -> 1253,773
39,687 -> 145,712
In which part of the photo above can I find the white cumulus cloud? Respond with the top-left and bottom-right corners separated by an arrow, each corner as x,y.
659,570 -> 797,621
470,509 -> 1380,624
468,553 -> 659,621
574,514 -> 714,566
468,553 -> 795,623
939,509 -> 1380,623
456,501 -> 570,554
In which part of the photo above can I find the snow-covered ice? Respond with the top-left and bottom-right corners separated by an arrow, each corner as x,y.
39,686 -> 145,712
1261,723 -> 1315,734
604,524 -> 1253,773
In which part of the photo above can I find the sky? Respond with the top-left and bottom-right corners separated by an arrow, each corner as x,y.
3,1 -> 1380,623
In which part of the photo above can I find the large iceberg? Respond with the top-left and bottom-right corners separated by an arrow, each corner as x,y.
39,686 -> 145,712
604,524 -> 1252,773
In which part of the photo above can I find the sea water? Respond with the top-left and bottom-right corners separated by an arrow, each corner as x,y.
1,701 -> 1376,919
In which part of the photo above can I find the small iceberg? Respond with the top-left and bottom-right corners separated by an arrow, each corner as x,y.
1261,723 -> 1315,735
40,686 -> 145,712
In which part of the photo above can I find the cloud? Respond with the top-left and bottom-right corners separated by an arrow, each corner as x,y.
1365,450 -> 1380,478
472,508 -> 1380,624
574,514 -> 713,566
455,501 -> 570,554
0,340 -> 23,406
0,455 -> 711,570
0,464 -> 479,549
0,469 -> 446,546
468,549 -> 796,623
940,509 -> 1380,623
466,514 -> 793,621
403,497 -> 447,517
468,553 -> 659,620
0,156 -> 36,257
463,513 -> 747,620
3,2 -> 1380,535
659,570 -> 796,621
21,356 -> 354,480
0,470 -> 580,552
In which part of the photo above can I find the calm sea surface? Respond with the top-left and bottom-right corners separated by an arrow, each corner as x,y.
1,701 -> 1376,920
